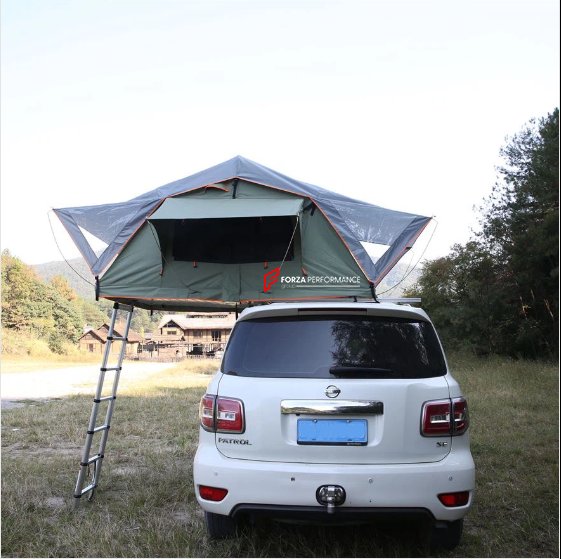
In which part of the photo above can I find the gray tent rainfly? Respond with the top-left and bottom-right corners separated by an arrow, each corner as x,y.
54,156 -> 431,311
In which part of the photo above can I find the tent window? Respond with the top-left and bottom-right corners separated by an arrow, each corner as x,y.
171,217 -> 296,264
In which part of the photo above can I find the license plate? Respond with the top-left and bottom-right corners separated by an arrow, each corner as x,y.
297,419 -> 368,446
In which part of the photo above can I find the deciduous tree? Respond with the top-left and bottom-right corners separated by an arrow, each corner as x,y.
409,109 -> 558,358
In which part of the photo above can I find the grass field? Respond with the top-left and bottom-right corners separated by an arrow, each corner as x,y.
1,354 -> 558,557
1,330 -> 103,371
1,356 -> 101,374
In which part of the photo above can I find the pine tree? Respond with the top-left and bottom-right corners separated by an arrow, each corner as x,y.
408,109 -> 559,358
480,108 -> 559,356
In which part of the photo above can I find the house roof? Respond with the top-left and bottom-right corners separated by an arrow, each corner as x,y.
78,329 -> 106,343
82,322 -> 144,343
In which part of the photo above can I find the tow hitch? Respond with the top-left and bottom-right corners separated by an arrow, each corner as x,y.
316,485 -> 346,513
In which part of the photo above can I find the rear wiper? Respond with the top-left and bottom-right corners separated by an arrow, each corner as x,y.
329,366 -> 397,378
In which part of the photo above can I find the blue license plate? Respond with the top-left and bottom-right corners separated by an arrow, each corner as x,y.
297,419 -> 368,446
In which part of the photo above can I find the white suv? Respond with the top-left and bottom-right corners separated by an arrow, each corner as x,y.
194,302 -> 475,550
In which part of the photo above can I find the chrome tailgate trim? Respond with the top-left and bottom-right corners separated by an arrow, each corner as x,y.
281,400 -> 383,415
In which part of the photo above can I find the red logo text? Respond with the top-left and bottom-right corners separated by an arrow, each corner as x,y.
263,267 -> 281,293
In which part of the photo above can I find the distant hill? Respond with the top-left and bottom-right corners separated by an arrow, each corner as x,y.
33,257 -> 97,300
34,256 -> 421,301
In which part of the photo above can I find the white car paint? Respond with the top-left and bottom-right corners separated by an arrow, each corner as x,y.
194,302 -> 475,531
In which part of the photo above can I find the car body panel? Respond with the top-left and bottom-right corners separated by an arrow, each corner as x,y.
215,373 -> 452,464
194,302 -> 475,526
194,442 -> 475,521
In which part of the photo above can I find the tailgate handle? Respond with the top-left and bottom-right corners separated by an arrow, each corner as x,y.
281,400 -> 383,415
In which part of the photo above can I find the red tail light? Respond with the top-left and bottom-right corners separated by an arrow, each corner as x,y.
199,485 -> 228,501
452,397 -> 469,435
422,398 -> 469,437
216,398 -> 245,433
438,491 -> 470,507
199,394 -> 216,431
422,399 -> 451,436
199,394 -> 245,434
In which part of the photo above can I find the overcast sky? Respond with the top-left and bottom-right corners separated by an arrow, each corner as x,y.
1,0 -> 559,272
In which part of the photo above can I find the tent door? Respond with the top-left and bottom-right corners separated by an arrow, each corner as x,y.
148,197 -> 304,267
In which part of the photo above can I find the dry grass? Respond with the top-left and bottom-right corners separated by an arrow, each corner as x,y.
1,355 -> 558,557
1,330 -> 104,372
1,356 -> 102,373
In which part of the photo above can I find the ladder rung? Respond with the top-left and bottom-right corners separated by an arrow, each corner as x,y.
88,424 -> 110,434
94,396 -> 116,403
114,302 -> 134,313
80,454 -> 103,466
106,336 -> 127,342
75,483 -> 97,498
100,367 -> 121,372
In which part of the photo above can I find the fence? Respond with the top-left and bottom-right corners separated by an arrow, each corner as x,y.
137,341 -> 226,360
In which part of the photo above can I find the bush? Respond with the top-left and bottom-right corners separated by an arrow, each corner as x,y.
1,330 -> 54,358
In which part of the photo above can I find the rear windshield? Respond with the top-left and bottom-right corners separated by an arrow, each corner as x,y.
222,315 -> 447,379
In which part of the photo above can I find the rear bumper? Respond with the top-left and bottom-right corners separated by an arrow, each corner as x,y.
231,503 -> 433,525
194,445 -> 475,522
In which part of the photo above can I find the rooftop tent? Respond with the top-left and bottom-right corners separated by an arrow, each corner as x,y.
54,156 -> 431,311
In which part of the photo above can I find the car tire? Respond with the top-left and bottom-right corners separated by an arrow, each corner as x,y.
204,511 -> 238,539
430,519 -> 463,550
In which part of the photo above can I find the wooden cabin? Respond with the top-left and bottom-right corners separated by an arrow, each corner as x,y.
144,312 -> 235,358
78,321 -> 143,356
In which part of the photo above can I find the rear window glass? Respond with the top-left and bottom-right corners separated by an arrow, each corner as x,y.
222,315 -> 446,378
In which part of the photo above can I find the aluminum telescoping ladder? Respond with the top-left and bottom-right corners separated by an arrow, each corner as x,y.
73,302 -> 134,502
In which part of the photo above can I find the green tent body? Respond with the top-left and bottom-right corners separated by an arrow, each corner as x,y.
55,157 -> 431,311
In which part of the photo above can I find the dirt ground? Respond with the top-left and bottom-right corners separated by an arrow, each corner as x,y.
0,361 -> 176,409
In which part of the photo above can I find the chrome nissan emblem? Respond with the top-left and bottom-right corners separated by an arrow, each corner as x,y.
325,385 -> 341,398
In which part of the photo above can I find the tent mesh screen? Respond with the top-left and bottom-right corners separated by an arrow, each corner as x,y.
169,216 -> 296,264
